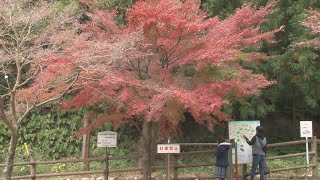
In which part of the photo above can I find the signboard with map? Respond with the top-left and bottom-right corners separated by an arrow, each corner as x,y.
228,121 -> 260,164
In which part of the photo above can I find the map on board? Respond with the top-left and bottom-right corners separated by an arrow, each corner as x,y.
228,120 -> 260,164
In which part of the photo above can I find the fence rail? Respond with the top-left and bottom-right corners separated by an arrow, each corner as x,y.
0,137 -> 318,180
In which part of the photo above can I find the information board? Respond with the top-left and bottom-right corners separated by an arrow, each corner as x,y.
97,131 -> 117,147
228,121 -> 260,164
300,121 -> 313,137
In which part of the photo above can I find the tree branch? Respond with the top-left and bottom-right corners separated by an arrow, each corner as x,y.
19,19 -> 33,48
17,65 -> 40,88
0,83 -> 9,91
17,71 -> 80,125
132,119 -> 143,136
0,97 -> 13,130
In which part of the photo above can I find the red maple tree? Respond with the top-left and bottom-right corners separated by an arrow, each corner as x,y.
58,0 -> 277,134
28,0 -> 279,178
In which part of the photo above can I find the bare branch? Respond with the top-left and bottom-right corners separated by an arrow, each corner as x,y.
9,11 -> 20,45
19,19 -> 33,48
0,83 -> 9,90
17,65 -> 40,88
0,97 -> 13,130
0,42 -> 14,56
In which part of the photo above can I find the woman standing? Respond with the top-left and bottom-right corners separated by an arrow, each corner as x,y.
215,136 -> 231,180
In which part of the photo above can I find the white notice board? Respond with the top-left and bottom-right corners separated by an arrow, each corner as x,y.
300,121 -> 313,138
97,131 -> 117,147
228,120 -> 260,164
157,144 -> 180,153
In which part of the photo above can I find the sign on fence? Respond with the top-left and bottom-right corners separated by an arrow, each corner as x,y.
97,131 -> 117,147
157,144 -> 180,153
228,120 -> 260,164
300,121 -> 313,138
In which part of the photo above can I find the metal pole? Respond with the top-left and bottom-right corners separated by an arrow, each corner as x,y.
235,142 -> 238,180
167,138 -> 171,180
228,139 -> 235,180
306,137 -> 309,175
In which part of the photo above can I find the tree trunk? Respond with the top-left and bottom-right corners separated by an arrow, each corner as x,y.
151,122 -> 159,162
3,129 -> 19,180
292,89 -> 298,140
142,121 -> 152,180
82,116 -> 90,171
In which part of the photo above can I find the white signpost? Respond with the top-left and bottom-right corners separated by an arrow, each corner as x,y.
300,121 -> 313,172
97,131 -> 117,147
300,121 -> 313,138
97,131 -> 117,180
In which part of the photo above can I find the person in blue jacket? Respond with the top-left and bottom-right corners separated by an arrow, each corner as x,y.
215,136 -> 231,180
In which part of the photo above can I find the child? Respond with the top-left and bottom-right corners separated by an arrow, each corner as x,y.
214,136 -> 231,180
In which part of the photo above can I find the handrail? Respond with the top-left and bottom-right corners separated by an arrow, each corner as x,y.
267,139 -> 311,148
177,143 -> 217,146
266,151 -> 315,160
271,164 -> 316,173
176,150 -> 215,156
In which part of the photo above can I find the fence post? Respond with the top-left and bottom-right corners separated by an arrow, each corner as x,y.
30,159 -> 36,180
173,154 -> 178,180
311,136 -> 318,178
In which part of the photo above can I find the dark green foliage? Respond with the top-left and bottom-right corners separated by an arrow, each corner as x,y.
201,0 -> 247,19
180,112 -> 227,143
18,107 -> 85,160
98,0 -> 137,25
259,0 -> 320,139
0,105 -> 141,161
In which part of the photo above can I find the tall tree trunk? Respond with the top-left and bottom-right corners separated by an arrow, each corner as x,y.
151,122 -> 159,163
3,129 -> 19,180
82,116 -> 90,171
142,121 -> 152,180
292,89 -> 298,140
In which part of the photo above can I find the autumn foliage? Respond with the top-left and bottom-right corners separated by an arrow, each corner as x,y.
29,0 -> 279,137
300,10 -> 320,49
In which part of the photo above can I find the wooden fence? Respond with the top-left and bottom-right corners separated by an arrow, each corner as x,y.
0,137 -> 318,180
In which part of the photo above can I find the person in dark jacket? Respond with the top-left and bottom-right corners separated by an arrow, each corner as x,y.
215,136 -> 231,180
243,126 -> 267,180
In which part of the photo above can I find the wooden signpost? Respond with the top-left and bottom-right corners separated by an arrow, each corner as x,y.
157,140 -> 180,180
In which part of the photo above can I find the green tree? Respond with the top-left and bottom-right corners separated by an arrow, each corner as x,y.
202,0 -> 320,140
261,0 -> 320,139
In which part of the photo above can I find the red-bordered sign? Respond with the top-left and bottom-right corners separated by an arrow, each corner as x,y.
157,144 -> 180,153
